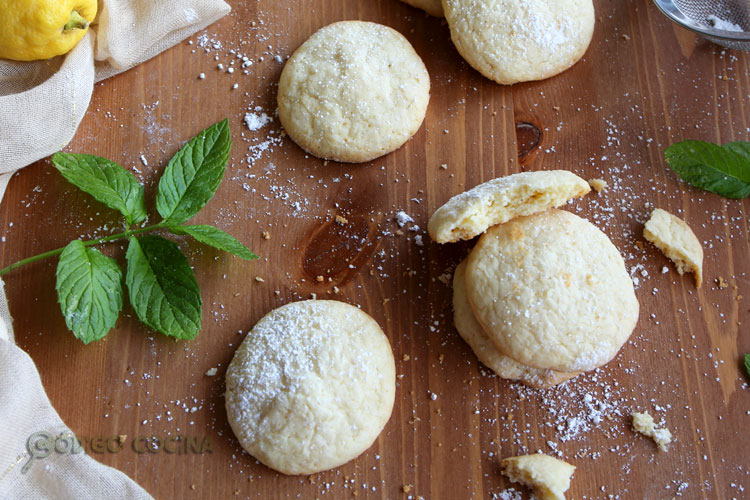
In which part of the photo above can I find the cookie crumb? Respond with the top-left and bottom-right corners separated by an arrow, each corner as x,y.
402,354 -> 410,361
716,277 -> 728,289
437,273 -> 452,285
632,411 -> 672,451
205,367 -> 218,377
262,231 -> 271,240
402,484 -> 413,493
335,214 -> 349,225
588,178 -> 607,193
502,454 -> 575,500
255,276 -> 265,283
316,275 -> 325,282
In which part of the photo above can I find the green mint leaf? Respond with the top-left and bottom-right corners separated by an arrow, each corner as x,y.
745,354 -> 750,379
125,235 -> 201,339
51,153 -> 147,225
664,140 -> 750,199
156,119 -> 231,224
169,225 -> 258,260
725,141 -> 750,161
55,240 -> 123,344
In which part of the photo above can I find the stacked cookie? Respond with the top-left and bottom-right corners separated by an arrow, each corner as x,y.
401,0 -> 595,84
429,171 -> 639,388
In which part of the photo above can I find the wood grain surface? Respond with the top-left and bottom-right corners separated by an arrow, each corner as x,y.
2,0 -> 749,498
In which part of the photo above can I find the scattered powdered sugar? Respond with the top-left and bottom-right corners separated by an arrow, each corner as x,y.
492,488 -> 522,500
244,108 -> 272,131
523,10 -> 574,51
395,211 -> 414,227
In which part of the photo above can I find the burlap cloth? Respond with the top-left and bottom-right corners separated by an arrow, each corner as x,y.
0,1 -> 230,498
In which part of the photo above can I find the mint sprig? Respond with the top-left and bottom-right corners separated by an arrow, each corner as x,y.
0,119 -> 257,343
745,354 -> 750,379
665,140 -> 750,199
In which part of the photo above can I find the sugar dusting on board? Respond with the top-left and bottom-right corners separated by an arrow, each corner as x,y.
7,2 -> 744,498
244,108 -> 272,131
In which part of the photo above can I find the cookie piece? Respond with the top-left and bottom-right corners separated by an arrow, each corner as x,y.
643,208 -> 703,287
443,0 -> 595,84
400,0 -> 444,16
277,21 -> 430,163
466,209 -> 639,372
632,411 -> 672,451
428,170 -> 590,244
501,454 -> 575,500
225,300 -> 396,475
588,178 -> 607,193
453,260 -> 578,388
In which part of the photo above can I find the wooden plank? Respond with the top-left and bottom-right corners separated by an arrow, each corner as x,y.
1,0 -> 748,498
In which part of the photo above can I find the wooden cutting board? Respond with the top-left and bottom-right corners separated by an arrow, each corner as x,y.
2,1 -> 748,498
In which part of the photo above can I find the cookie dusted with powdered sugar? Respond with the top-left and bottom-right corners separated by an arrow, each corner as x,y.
443,0 -> 595,84
277,21 -> 430,163
453,260 -> 579,388
465,209 -> 639,372
225,300 -> 396,475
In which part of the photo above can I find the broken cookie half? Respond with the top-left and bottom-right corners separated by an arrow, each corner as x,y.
501,454 -> 575,500
643,208 -> 703,287
428,170 -> 590,243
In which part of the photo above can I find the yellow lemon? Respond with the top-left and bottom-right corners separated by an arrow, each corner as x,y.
0,0 -> 97,61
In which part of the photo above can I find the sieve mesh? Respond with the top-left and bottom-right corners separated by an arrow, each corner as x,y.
654,0 -> 750,50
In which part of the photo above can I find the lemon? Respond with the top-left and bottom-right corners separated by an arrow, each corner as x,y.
0,0 -> 97,61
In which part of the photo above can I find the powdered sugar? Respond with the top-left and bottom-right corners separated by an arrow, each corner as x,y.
395,211 -> 414,227
706,15 -> 743,32
244,108 -> 272,131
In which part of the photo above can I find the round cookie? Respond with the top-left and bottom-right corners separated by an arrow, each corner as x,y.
443,0 -> 595,84
453,260 -> 579,388
399,0 -> 444,17
277,21 -> 430,163
465,209 -> 639,372
225,300 -> 396,475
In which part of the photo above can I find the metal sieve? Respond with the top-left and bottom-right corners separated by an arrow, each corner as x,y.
653,0 -> 750,51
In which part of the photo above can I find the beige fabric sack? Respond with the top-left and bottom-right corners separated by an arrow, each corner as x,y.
0,1 -> 230,498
